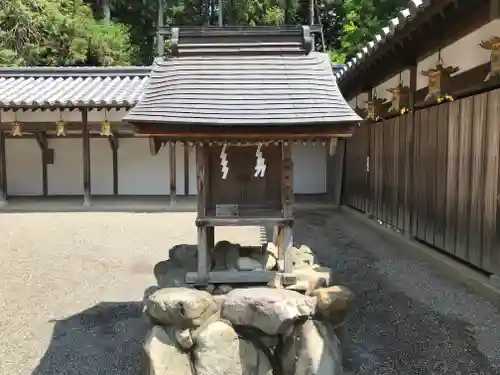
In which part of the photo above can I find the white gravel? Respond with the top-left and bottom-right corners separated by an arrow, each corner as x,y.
1,210 -> 499,375
0,212 -> 260,375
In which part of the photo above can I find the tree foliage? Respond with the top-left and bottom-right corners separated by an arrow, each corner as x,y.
0,0 -> 134,66
0,0 -> 411,66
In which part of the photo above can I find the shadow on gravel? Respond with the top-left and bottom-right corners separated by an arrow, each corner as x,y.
32,302 -> 148,375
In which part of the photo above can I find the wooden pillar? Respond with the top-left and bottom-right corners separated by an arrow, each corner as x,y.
0,130 -> 6,205
196,145 -> 210,284
169,141 -> 176,205
407,64 -> 418,237
157,0 -> 165,56
82,109 -> 91,206
108,134 -> 119,195
34,132 -> 49,196
490,0 -> 500,20
278,141 -> 294,273
332,139 -> 346,207
184,142 -> 190,196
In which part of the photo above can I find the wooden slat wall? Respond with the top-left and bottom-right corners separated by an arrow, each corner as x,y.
343,88 -> 500,275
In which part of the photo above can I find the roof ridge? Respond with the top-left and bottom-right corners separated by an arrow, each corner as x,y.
0,66 -> 152,78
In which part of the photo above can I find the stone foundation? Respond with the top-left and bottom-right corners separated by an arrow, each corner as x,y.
142,241 -> 355,375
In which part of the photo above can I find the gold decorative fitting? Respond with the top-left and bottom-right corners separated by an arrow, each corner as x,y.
387,83 -> 410,113
11,121 -> 22,137
400,106 -> 410,115
56,121 -> 66,136
100,121 -> 111,136
365,97 -> 388,121
437,94 -> 454,104
421,61 -> 459,103
479,36 -> 500,81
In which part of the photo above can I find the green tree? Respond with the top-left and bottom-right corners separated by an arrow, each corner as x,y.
0,0 -> 134,66
333,0 -> 408,63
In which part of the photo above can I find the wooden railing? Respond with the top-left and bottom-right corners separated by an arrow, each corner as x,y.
343,88 -> 500,275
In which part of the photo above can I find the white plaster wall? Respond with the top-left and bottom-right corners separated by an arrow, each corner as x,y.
189,146 -> 197,195
5,139 -> 43,195
90,138 -> 113,195
47,138 -> 83,195
118,138 -> 170,195
291,143 -> 326,194
417,20 -> 500,90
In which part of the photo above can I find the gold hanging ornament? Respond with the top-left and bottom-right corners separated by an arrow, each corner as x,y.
479,36 -> 500,81
100,109 -> 112,136
387,72 -> 410,114
365,89 -> 387,122
56,122 -> 66,136
11,121 -> 22,137
421,51 -> 459,104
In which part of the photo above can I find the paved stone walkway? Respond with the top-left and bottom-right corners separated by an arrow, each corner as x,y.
0,210 -> 498,375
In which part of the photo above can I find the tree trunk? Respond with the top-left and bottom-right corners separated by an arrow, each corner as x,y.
102,0 -> 111,24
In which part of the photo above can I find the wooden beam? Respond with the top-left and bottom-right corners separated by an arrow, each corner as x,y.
135,130 -> 357,139
82,109 -> 91,206
108,133 -> 119,195
169,142 -> 176,205
332,139 -> 346,207
34,132 -> 49,196
185,270 -> 277,285
149,136 -> 162,156
0,130 -> 6,205
196,145 -> 208,218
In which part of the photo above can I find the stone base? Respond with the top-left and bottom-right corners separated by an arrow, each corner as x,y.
145,241 -> 354,375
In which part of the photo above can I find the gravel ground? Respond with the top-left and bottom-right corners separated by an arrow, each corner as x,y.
293,210 -> 500,375
0,210 -> 499,375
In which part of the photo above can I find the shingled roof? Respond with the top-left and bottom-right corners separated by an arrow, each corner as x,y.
0,67 -> 150,109
124,26 -> 361,127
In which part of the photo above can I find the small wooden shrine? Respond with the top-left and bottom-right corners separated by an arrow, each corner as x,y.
125,26 -> 362,286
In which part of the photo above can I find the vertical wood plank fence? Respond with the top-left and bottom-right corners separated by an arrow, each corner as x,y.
343,88 -> 500,275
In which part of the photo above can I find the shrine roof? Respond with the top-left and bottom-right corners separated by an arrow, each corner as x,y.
124,26 -> 361,127
0,67 -> 150,109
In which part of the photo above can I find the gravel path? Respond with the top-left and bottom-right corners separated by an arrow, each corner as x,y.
293,210 -> 500,375
0,210 -> 499,375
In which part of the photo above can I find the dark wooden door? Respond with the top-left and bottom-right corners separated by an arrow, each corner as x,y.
208,144 -> 281,210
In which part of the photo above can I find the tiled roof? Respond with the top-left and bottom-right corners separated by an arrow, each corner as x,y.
335,0 -> 431,83
0,67 -> 150,109
124,53 -> 361,126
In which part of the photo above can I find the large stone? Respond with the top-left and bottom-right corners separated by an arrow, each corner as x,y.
143,325 -> 193,375
311,285 -> 355,326
164,326 -> 194,351
289,245 -> 315,269
145,287 -> 219,329
170,244 -> 198,270
193,320 -> 272,375
237,257 -> 263,271
154,260 -> 190,288
281,320 -> 343,375
211,241 -> 241,271
249,250 -> 278,271
285,266 -> 332,295
221,288 -> 316,335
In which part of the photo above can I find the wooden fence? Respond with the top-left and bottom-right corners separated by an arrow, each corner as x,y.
344,88 -> 500,275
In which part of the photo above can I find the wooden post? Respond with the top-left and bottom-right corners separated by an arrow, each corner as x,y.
169,141 -> 176,205
34,132 -> 48,196
108,134 -> 119,195
195,145 -> 210,284
184,142 -> 190,196
407,64 -> 418,237
279,141 -> 294,273
332,139 -> 346,207
0,130 -> 6,205
82,109 -> 91,207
